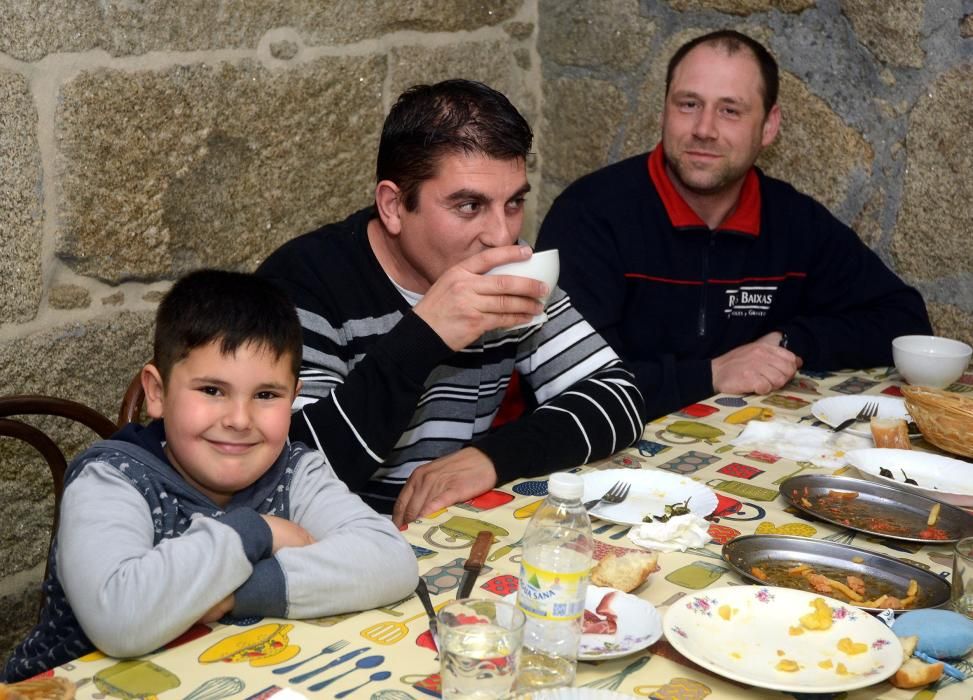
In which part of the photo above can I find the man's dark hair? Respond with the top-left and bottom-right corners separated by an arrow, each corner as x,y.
666,30 -> 779,114
153,269 -> 302,383
376,79 -> 534,211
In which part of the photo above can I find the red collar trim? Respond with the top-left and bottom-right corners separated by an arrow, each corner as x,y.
647,145 -> 762,237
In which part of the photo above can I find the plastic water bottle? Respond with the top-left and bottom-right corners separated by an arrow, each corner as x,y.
516,472 -> 593,690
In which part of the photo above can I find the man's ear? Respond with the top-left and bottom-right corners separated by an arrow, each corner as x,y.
374,180 -> 403,236
141,364 -> 166,419
761,103 -> 781,147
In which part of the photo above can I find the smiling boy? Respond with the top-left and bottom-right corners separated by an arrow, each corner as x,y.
4,270 -> 418,682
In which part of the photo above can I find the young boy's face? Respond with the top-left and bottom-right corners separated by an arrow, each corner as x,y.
142,340 -> 299,507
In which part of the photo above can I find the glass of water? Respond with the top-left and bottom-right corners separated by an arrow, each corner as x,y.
438,598 -> 525,700
952,536 -> 973,618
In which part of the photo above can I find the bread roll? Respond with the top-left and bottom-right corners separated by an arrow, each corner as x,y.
870,417 -> 911,450
891,657 -> 944,689
590,551 -> 659,592
0,677 -> 75,700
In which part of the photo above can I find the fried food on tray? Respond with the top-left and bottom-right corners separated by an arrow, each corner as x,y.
750,558 -> 921,609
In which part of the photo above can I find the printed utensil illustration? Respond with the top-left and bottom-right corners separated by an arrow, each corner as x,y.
579,654 -> 649,689
487,535 -> 522,562
415,578 -> 439,650
290,646 -> 370,684
183,676 -> 245,700
272,638 -> 349,674
307,654 -> 385,692
609,526 -> 632,540
369,690 -> 417,700
335,670 -> 392,699
457,530 -> 493,598
361,602 -> 448,645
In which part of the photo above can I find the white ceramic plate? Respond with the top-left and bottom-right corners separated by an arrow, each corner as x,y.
663,585 -> 902,693
579,585 -> 661,660
507,585 -> 661,661
580,469 -> 718,525
846,447 -> 973,508
811,395 -> 915,439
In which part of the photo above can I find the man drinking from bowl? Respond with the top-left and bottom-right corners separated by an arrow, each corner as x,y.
536,30 -> 932,420
259,79 -> 645,525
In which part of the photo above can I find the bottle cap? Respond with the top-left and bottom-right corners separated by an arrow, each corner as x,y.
548,472 -> 584,500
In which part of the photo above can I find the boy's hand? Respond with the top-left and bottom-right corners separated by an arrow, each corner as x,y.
198,594 -> 235,623
261,514 -> 316,553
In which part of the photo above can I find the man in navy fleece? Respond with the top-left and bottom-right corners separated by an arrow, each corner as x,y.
536,30 -> 931,419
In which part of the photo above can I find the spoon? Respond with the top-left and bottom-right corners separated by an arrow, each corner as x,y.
308,655 -> 384,692
901,469 -> 918,485
335,670 -> 392,699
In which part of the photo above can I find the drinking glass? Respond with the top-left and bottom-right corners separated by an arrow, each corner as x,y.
438,598 -> 525,700
952,536 -> 973,618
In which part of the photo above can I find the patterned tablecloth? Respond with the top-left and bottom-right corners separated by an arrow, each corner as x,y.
48,367 -> 972,700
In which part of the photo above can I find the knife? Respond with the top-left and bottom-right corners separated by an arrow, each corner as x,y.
415,578 -> 439,651
457,530 -> 493,599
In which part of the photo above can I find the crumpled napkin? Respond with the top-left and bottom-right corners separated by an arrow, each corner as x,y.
730,419 -> 870,468
628,512 -> 710,552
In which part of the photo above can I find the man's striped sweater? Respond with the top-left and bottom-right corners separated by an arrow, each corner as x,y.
258,207 -> 646,512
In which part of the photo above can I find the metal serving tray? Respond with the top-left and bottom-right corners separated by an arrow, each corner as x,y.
722,534 -> 951,612
779,474 -> 973,543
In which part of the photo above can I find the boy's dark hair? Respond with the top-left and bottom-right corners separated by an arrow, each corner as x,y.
376,78 -> 534,211
666,30 -> 779,115
153,269 -> 303,383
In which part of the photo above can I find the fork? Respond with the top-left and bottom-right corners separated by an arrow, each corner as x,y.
272,639 -> 349,675
582,480 -> 630,511
830,401 -> 879,432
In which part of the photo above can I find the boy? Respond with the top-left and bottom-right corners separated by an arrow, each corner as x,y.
4,270 -> 418,682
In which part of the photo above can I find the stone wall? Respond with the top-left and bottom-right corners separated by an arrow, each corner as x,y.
1,0 -> 971,666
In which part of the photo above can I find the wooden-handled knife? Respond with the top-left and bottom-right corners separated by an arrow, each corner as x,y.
457,530 -> 493,599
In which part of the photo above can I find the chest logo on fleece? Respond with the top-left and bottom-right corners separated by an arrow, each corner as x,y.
723,285 -> 778,319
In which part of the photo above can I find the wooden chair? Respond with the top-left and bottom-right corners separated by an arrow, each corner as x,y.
118,371 -> 146,427
0,396 -> 118,607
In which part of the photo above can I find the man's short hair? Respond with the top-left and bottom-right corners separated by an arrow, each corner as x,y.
376,79 -> 534,211
666,30 -> 779,115
153,269 -> 303,383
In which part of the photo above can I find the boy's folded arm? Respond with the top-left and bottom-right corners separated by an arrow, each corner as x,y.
269,449 -> 419,618
56,463 -> 257,657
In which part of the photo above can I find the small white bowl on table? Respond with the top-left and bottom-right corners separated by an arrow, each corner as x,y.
893,334 -> 972,388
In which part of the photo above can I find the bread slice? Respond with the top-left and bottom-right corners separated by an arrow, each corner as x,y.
0,677 -> 76,700
591,551 -> 659,592
891,657 -> 944,689
870,417 -> 911,450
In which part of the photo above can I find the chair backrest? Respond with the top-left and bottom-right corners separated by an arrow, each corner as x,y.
0,396 -> 118,613
118,371 -> 146,427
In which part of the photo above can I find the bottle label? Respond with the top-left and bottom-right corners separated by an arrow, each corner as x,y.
517,560 -> 589,621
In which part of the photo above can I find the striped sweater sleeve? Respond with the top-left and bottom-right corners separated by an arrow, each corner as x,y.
257,216 -> 455,493
473,290 -> 647,484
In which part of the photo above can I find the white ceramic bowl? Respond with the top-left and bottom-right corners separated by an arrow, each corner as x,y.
893,334 -> 972,388
485,249 -> 559,303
